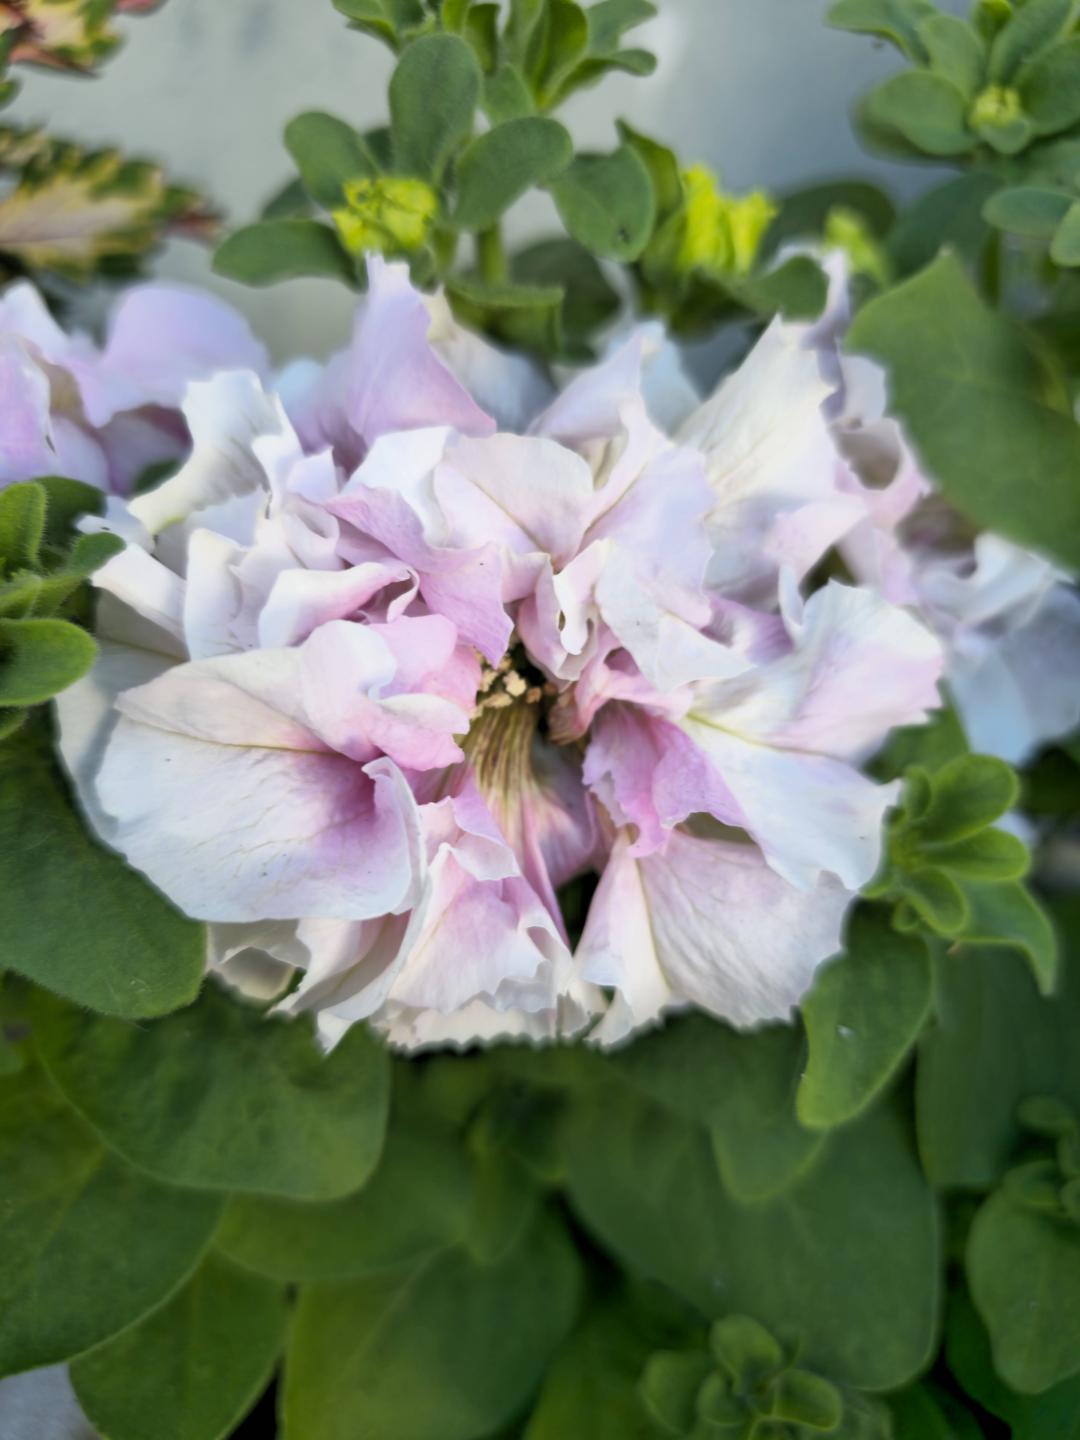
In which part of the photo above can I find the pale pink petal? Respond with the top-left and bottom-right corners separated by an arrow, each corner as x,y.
73,285 -> 268,427
129,372 -> 283,535
345,256 -> 495,448
677,319 -> 841,596
678,717 -> 898,890
584,704 -> 744,856
96,657 -> 422,922
697,579 -> 943,761
581,827 -> 851,1044
0,336 -> 59,484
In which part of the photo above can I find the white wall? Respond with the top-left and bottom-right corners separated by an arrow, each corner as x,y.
7,0 -> 956,359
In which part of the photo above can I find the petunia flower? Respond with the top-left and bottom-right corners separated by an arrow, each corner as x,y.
0,280 -> 266,494
57,259 -> 944,1049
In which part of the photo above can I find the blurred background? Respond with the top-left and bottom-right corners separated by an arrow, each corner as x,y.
6,0 -> 962,361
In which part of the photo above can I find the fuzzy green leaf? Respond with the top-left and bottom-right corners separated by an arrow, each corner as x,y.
0,482 -> 45,571
214,219 -> 357,286
284,111 -> 377,207
281,1211 -> 581,1440
565,1077 -> 940,1390
798,908 -> 932,1131
1051,199 -> 1080,266
0,617 -> 96,706
827,0 -> 936,60
919,14 -> 987,100
551,144 -> 655,260
0,730 -> 205,1018
865,71 -> 974,156
216,1124 -> 474,1283
984,184 -> 1074,237
968,1189 -> 1080,1393
0,1064 -> 221,1378
848,252 -> 1080,570
389,33 -> 481,180
34,981 -> 390,1201
71,1253 -> 287,1440
453,116 -> 572,230
989,0 -> 1073,83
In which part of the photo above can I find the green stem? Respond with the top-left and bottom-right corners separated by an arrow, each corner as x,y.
477,225 -> 508,284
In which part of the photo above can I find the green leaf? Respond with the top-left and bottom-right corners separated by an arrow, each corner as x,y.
957,879 -> 1059,996
526,0 -> 589,106
71,1252 -> 287,1440
453,116 -> 572,230
281,1211 -> 581,1440
889,1382 -> 984,1439
551,145 -> 655,260
0,482 -> 45,571
907,754 -> 1018,842
261,176 -> 316,221
564,1076 -> 940,1390
916,926 -> 1080,1188
826,0 -> 936,60
984,184 -> 1074,237
1051,200 -> 1080,266
896,865 -> 970,934
798,908 -> 932,1131
888,172 -> 996,277
919,14 -> 987,100
0,731 -> 204,1018
848,252 -> 1080,571
864,72 -> 974,156
389,33 -> 481,180
512,237 -> 620,342
736,254 -> 829,320
613,1015 -> 824,1204
763,179 -> 897,258
284,111 -> 377,207
482,64 -> 535,123
213,219 -> 357,286
968,1189 -> 1080,1393
989,0 -> 1073,82
617,119 -> 682,219
1020,36 -> 1080,136
36,475 -> 106,550
446,275 -> 564,355
30,531 -> 124,617
525,1289 -> 696,1440
216,1124 -> 474,1283
333,0 -> 430,48
35,981 -> 390,1201
0,617 -> 96,706
0,1064 -> 221,1378
640,1351 -> 714,1433
946,1286 -> 1080,1438
927,827 -> 1029,881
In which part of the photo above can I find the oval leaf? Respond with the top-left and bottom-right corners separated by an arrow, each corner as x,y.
214,219 -> 357,287
71,1253 -> 287,1440
389,33 -> 481,180
0,1065 -> 221,1378
798,908 -> 932,1131
35,981 -> 390,1201
550,144 -> 655,260
0,730 -> 205,1019
282,1212 -> 581,1440
453,116 -> 571,231
0,617 -> 96,707
848,252 -> 1080,571
284,111 -> 377,207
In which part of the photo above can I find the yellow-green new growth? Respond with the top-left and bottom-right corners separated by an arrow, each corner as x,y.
332,175 -> 438,258
677,164 -> 776,279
